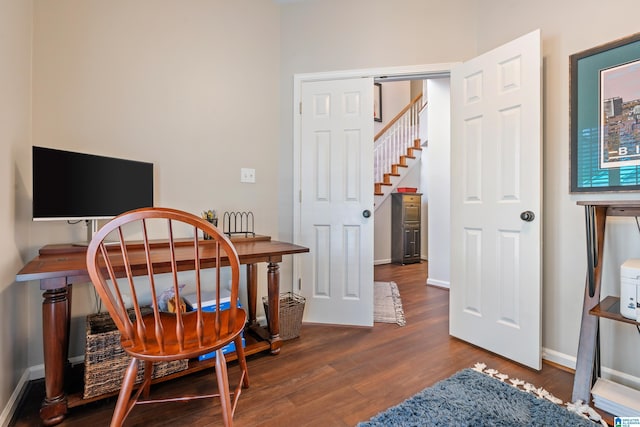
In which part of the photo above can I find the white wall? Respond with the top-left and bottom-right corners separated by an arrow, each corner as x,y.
25,0 -> 282,369
425,78 -> 450,288
0,0 -> 32,422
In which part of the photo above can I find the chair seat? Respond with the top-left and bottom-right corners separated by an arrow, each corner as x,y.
121,310 -> 247,362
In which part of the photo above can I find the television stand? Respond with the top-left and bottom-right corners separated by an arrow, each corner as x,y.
85,219 -> 100,244
71,219 -> 111,247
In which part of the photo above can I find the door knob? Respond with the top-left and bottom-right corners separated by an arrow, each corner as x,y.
520,211 -> 535,222
362,210 -> 371,218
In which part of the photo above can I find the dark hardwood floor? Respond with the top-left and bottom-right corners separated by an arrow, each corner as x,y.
12,262 -> 578,426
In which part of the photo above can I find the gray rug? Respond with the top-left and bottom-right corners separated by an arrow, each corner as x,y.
358,368 -> 600,427
374,281 -> 406,326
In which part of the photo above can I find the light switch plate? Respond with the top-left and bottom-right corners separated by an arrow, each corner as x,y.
240,168 -> 255,183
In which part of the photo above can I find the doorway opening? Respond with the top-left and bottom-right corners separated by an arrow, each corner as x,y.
292,65 -> 454,327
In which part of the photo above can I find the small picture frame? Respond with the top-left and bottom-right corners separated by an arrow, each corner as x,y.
374,83 -> 382,122
570,32 -> 640,193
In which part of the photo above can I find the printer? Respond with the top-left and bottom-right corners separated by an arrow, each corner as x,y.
620,259 -> 640,321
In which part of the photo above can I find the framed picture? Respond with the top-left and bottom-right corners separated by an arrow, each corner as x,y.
374,83 -> 382,122
570,32 -> 640,193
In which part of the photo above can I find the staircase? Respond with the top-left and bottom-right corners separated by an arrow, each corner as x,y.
374,93 -> 425,208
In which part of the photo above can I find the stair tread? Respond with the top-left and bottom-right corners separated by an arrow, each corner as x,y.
375,102 -> 423,198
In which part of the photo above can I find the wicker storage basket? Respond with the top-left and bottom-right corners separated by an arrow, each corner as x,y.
83,308 -> 188,399
262,292 -> 305,340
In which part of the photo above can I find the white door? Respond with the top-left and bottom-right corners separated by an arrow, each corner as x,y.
298,77 -> 374,326
450,30 -> 542,369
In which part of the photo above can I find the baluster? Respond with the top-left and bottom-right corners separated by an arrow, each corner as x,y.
416,100 -> 420,141
374,148 -> 380,183
419,100 -> 422,139
378,148 -> 382,183
398,120 -> 403,159
410,103 -> 416,143
387,134 -> 392,176
393,125 -> 399,164
373,148 -> 377,183
390,127 -> 395,168
398,115 -> 403,154
402,114 -> 407,153
416,102 -> 420,142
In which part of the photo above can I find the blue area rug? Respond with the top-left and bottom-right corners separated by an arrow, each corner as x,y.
358,368 -> 599,427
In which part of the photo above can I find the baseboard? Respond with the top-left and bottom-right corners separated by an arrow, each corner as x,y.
0,360 -> 54,425
542,347 -> 640,391
426,277 -> 450,289
542,346 -> 577,371
600,366 -> 640,391
28,354 -> 85,381
0,369 -> 30,427
28,363 -> 45,382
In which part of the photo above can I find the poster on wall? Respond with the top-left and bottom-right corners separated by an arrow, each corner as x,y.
570,32 -> 640,192
599,60 -> 640,169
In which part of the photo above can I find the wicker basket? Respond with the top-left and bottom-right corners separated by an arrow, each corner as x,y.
262,292 -> 305,340
83,308 -> 188,399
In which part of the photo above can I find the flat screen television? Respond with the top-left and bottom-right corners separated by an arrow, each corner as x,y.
32,146 -> 154,222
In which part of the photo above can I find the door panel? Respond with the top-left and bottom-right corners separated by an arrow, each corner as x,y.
450,30 -> 542,369
299,78 -> 374,326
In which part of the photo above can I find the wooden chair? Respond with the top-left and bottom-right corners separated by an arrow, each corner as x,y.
85,207 -> 249,426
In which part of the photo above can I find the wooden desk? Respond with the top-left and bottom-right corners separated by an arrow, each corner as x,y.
572,201 -> 640,404
16,238 -> 309,426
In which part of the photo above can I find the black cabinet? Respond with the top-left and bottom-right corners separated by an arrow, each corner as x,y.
391,193 -> 422,264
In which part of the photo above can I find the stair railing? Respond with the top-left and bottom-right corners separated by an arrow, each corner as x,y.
374,93 -> 423,186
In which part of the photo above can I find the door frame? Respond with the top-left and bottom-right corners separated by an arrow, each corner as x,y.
292,63 -> 457,290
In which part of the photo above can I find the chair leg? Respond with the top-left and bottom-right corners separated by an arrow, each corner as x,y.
234,335 -> 250,388
142,360 -> 153,399
111,357 -> 139,427
214,348 -> 233,427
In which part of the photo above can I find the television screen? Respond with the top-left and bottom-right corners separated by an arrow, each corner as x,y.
32,146 -> 154,220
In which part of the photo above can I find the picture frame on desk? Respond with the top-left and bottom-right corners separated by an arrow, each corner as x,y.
570,32 -> 640,193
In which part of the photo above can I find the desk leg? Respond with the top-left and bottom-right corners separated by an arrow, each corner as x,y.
267,261 -> 282,354
572,277 -> 601,403
39,286 -> 71,426
572,205 -> 606,403
246,264 -> 258,327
